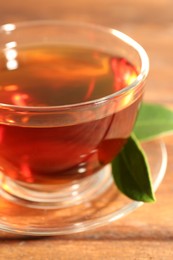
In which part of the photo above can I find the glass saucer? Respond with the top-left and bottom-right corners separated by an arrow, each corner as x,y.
0,140 -> 167,236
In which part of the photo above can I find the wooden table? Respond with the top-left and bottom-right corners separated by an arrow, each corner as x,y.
0,1 -> 173,259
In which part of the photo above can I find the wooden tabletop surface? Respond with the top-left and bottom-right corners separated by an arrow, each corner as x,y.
0,1 -> 173,259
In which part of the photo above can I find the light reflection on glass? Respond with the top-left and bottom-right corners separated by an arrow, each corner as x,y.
78,162 -> 87,174
6,60 -> 18,70
5,49 -> 17,60
4,42 -> 18,70
72,191 -> 79,197
5,41 -> 17,49
2,24 -> 16,33
78,168 -> 86,174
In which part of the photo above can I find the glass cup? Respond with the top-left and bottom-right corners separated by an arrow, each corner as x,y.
0,21 -> 149,209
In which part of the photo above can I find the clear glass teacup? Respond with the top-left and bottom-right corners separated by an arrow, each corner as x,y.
0,21 -> 149,209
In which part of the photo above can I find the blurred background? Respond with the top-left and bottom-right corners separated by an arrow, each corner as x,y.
0,2 -> 173,258
0,0 -> 173,105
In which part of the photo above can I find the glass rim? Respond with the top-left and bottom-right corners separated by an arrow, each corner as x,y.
0,20 -> 149,112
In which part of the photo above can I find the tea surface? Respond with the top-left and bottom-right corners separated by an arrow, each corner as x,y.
0,44 -> 137,106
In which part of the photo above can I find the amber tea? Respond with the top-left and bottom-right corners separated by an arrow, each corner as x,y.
0,44 -> 140,185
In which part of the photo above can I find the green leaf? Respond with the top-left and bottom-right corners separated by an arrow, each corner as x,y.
111,134 -> 155,202
134,103 -> 173,141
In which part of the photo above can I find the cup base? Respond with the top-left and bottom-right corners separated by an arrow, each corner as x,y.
0,165 -> 112,209
0,140 -> 167,236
